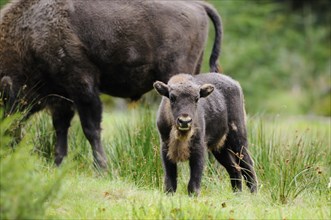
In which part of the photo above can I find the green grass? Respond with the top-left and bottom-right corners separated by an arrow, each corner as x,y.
45,174 -> 330,220
0,113 -> 65,219
1,108 -> 330,219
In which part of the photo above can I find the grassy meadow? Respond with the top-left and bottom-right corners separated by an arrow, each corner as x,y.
1,108 -> 330,219
1,0 -> 331,219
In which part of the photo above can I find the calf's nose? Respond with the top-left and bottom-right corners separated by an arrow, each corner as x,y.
177,115 -> 192,131
178,116 -> 192,124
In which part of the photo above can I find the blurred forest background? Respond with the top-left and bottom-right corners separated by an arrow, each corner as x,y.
202,0 -> 330,116
0,0 -> 330,116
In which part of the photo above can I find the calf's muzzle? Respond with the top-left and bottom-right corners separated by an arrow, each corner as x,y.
176,115 -> 192,131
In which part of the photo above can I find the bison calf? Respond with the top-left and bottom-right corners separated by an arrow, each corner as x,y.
154,73 -> 257,195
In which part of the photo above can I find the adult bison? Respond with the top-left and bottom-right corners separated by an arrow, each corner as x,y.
0,0 -> 222,168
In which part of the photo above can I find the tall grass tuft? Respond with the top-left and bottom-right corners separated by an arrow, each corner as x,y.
29,113 -> 55,162
0,111 -> 65,219
105,107 -> 163,189
248,115 -> 330,204
28,112 -> 93,170
63,119 -> 94,170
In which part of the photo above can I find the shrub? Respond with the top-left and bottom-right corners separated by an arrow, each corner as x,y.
0,112 -> 65,219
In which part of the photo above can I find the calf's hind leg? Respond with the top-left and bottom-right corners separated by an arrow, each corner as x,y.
224,127 -> 258,193
238,147 -> 258,193
212,148 -> 243,192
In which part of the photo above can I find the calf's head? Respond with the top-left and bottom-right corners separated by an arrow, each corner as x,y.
154,74 -> 214,132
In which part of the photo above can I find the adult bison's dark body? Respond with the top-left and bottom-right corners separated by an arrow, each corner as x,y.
154,73 -> 257,195
0,0 -> 222,168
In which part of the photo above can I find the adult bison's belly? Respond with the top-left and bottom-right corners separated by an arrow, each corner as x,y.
99,63 -> 156,100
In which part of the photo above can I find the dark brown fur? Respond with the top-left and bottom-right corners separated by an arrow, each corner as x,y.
154,73 -> 258,195
0,0 -> 223,168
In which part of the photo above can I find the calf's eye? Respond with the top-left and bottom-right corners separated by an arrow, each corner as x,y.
170,95 -> 176,103
195,97 -> 199,102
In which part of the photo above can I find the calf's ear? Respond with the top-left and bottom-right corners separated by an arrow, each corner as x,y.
200,84 -> 214,98
153,81 -> 169,97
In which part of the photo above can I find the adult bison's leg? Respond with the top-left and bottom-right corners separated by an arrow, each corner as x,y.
161,143 -> 177,193
212,148 -> 243,192
66,65 -> 108,169
74,90 -> 108,169
50,101 -> 75,166
240,148 -> 258,193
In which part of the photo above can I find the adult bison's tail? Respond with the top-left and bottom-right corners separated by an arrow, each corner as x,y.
200,2 -> 223,73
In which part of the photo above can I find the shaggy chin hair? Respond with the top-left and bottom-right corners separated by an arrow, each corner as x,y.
167,126 -> 195,163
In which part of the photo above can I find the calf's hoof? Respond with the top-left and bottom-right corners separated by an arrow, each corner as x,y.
188,185 -> 200,197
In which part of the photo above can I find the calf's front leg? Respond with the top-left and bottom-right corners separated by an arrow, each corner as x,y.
188,143 -> 205,196
161,143 -> 177,193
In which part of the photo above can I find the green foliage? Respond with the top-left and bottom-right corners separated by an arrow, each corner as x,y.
0,0 -> 8,8
203,1 -> 330,115
0,112 -> 65,219
29,113 -> 56,162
